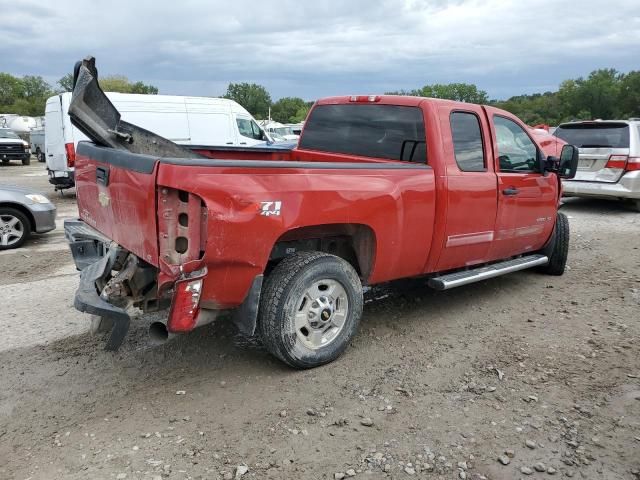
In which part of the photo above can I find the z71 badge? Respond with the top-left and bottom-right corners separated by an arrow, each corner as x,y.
260,201 -> 282,217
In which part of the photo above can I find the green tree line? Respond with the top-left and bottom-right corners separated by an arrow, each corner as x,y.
0,73 -> 158,116
222,83 -> 312,123
3,67 -> 639,125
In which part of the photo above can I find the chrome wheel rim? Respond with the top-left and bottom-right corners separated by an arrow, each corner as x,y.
0,214 -> 24,247
294,279 -> 349,350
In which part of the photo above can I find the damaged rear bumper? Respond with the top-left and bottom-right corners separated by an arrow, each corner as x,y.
74,251 -> 130,350
65,218 -> 264,350
65,218 -> 131,350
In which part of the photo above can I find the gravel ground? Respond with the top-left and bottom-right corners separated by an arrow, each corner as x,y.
0,161 -> 639,480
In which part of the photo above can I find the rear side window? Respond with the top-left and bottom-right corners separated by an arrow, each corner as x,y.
299,104 -> 426,162
554,123 -> 630,148
450,112 -> 485,172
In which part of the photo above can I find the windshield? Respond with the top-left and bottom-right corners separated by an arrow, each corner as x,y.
554,123 -> 629,148
275,127 -> 294,136
0,129 -> 20,139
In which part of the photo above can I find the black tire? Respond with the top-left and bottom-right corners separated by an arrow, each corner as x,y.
90,315 -> 114,335
258,252 -> 363,369
0,207 -> 31,250
22,155 -> 30,165
36,149 -> 45,163
539,212 -> 569,275
630,199 -> 640,212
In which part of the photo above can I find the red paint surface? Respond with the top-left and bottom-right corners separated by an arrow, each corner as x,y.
75,95 -> 563,321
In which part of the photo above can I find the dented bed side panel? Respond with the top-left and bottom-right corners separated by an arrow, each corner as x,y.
156,162 -> 437,309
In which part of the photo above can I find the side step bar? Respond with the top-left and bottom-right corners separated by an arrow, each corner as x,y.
428,254 -> 549,291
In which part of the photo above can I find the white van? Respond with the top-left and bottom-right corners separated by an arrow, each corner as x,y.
45,92 -> 270,190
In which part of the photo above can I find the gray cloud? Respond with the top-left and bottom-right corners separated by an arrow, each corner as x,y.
1,0 -> 638,100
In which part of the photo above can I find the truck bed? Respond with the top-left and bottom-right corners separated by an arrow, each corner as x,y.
75,141 -> 437,308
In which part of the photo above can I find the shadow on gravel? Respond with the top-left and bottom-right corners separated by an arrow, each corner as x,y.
561,196 -> 636,215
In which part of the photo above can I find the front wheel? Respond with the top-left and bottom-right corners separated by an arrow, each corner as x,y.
258,252 -> 363,369
539,212 -> 569,275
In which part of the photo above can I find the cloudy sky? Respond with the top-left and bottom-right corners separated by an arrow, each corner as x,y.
1,0 -> 639,101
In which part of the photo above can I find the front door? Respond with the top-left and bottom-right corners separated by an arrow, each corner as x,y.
485,108 -> 558,260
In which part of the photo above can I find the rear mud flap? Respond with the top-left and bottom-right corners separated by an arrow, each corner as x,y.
74,253 -> 130,351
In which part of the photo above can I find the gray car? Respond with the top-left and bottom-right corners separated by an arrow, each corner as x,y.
0,185 -> 56,249
555,119 -> 640,211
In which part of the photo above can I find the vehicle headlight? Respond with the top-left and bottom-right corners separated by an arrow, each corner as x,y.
25,194 -> 51,204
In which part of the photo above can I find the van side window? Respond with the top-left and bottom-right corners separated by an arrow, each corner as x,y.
237,118 -> 263,140
299,104 -> 427,162
450,112 -> 485,172
494,116 -> 538,173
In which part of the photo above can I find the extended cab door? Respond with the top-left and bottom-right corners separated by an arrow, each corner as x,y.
484,107 -> 558,259
434,105 -> 499,271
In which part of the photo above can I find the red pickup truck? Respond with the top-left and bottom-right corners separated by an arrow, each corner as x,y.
65,58 -> 578,368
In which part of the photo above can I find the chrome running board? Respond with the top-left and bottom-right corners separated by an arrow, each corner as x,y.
428,254 -> 549,291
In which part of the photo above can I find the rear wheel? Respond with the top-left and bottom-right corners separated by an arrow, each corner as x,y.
0,207 -> 30,250
539,212 -> 569,276
258,252 -> 363,369
36,149 -> 45,163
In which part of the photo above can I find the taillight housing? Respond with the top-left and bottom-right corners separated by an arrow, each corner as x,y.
65,142 -> 76,168
605,154 -> 628,170
167,276 -> 204,333
625,157 -> 640,172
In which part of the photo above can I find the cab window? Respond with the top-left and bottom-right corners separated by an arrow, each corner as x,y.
450,112 -> 485,172
299,104 -> 426,162
494,116 -> 538,172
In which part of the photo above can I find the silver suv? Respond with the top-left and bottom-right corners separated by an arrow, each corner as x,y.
554,119 -> 640,211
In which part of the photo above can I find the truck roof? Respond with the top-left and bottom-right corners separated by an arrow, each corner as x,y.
315,94 -> 484,109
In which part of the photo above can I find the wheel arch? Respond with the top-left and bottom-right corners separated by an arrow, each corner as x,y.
268,223 -> 377,282
0,202 -> 36,232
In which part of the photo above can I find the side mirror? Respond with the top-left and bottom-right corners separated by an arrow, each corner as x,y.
558,144 -> 579,179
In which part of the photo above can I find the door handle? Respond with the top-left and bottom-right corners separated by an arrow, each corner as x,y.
502,187 -> 520,196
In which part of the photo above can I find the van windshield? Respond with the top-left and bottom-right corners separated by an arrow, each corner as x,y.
554,123 -> 630,148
